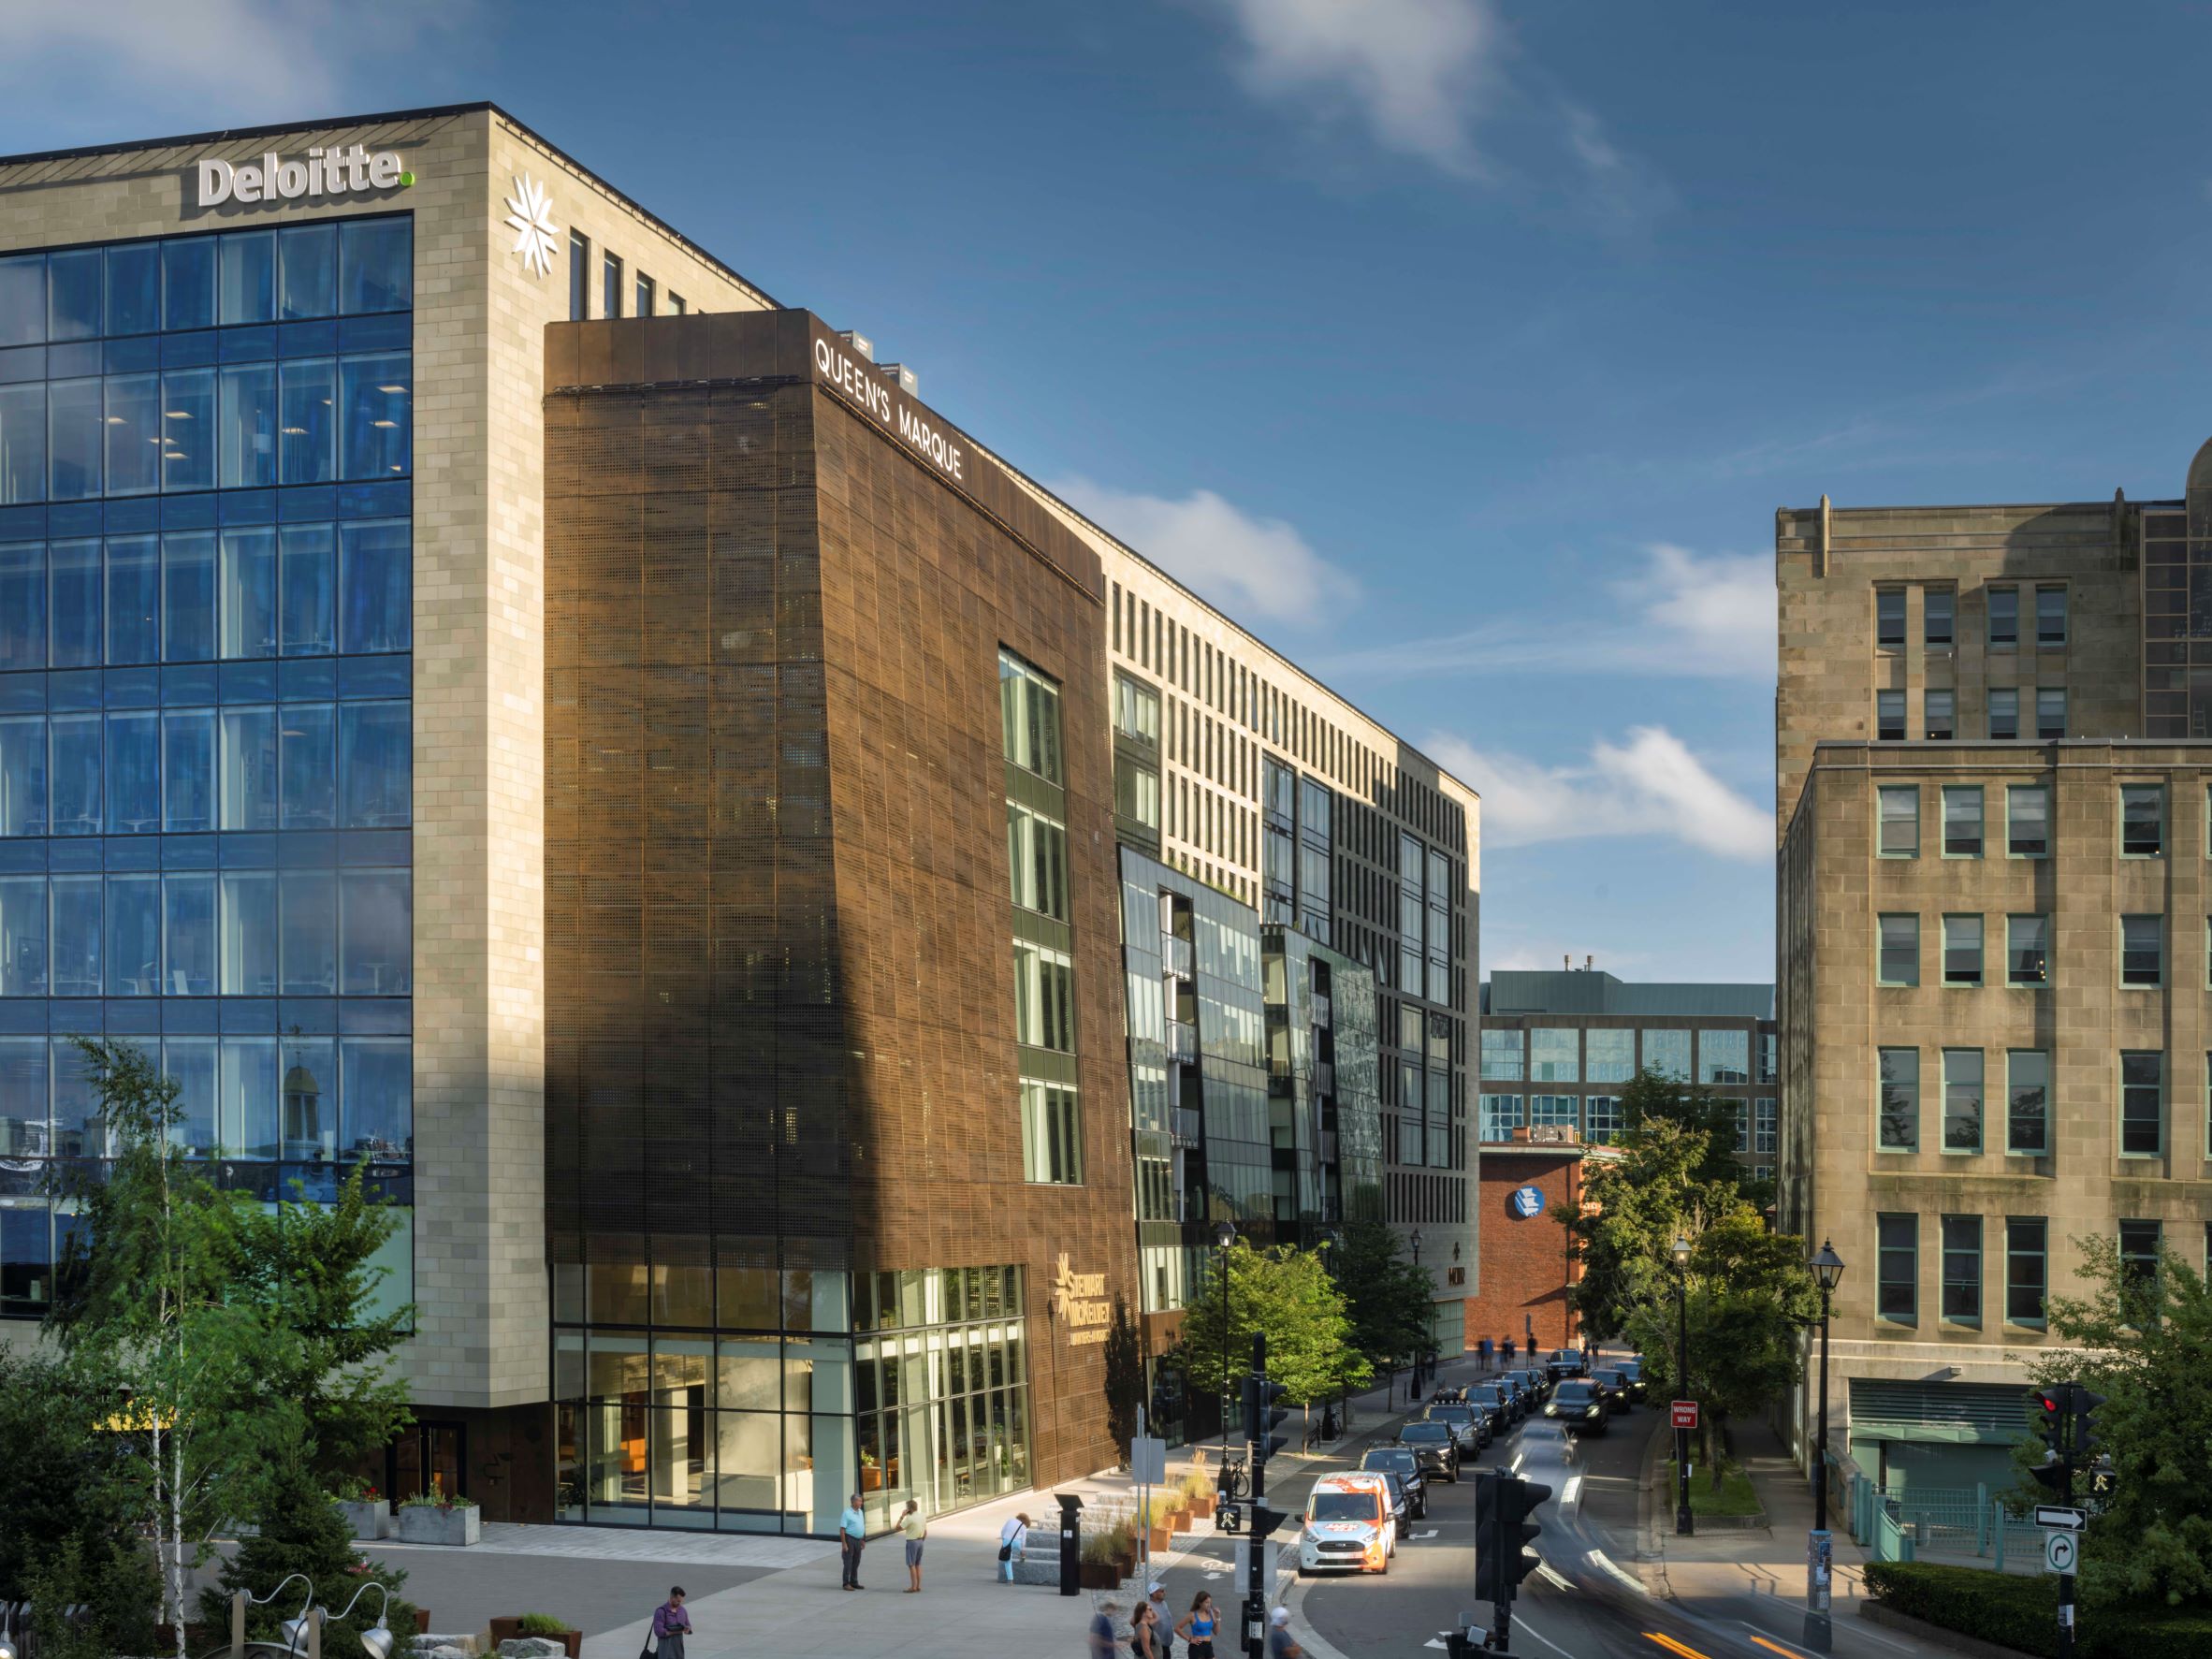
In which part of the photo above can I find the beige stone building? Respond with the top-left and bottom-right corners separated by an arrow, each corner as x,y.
1777,457 -> 2212,1492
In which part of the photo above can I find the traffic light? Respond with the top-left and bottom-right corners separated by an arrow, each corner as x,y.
1248,1500 -> 1290,1542
2032,1388 -> 2067,1457
1475,1470 -> 1553,1604
2069,1387 -> 2106,1463
1244,1375 -> 1289,1462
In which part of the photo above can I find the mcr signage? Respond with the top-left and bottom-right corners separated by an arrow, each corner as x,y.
1669,1400 -> 1700,1430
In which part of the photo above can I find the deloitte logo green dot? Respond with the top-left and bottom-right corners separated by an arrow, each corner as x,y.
400,170 -> 415,187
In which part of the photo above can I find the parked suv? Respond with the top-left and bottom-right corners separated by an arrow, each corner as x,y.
1423,1402 -> 1488,1454
1545,1347 -> 1589,1382
1398,1419 -> 1462,1481
1463,1385 -> 1510,1437
1360,1445 -> 1430,1520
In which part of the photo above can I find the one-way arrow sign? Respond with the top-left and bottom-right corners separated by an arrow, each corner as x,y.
2035,1506 -> 2086,1530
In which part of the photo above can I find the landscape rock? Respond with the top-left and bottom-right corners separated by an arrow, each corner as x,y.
496,1640 -> 568,1659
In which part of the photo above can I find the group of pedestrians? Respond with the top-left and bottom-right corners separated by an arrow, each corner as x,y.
1092,1584 -> 1299,1659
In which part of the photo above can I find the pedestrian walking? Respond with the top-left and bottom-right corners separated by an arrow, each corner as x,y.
1145,1582 -> 1175,1659
900,1498 -> 927,1593
1129,1602 -> 1161,1659
1089,1601 -> 1121,1659
839,1491 -> 867,1590
1265,1607 -> 1302,1659
646,1587 -> 691,1659
1176,1592 -> 1218,1659
998,1511 -> 1032,1582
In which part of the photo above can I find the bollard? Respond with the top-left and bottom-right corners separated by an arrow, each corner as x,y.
1056,1492 -> 1084,1597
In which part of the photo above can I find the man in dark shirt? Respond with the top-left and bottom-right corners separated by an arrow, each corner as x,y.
1267,1608 -> 1302,1657
1089,1600 -> 1120,1659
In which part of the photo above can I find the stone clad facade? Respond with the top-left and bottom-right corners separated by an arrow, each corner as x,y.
1777,451 -> 2212,1491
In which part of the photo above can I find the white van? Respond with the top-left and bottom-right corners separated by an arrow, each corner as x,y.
1296,1473 -> 1394,1576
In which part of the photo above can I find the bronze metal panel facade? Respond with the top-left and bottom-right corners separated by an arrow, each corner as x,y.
545,312 -> 1138,1494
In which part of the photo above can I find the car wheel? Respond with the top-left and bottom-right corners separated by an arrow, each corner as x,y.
1297,1566 -> 1310,1579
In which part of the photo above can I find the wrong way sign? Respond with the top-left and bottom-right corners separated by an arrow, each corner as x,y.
1670,1400 -> 1699,1430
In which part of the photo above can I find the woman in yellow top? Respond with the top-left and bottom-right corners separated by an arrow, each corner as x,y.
900,1498 -> 928,1593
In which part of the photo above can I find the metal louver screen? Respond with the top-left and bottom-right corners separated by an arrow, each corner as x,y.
1849,1378 -> 2035,1445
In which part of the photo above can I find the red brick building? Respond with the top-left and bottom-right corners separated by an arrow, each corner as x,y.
1461,1131 -> 1603,1356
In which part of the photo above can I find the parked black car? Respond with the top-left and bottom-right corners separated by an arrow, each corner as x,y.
1513,1367 -> 1550,1405
1424,1402 -> 1488,1453
1463,1385 -> 1510,1435
1360,1445 -> 1430,1519
1398,1419 -> 1463,1481
1544,1378 -> 1609,1435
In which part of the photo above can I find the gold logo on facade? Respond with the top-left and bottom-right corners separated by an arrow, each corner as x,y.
1051,1253 -> 1112,1346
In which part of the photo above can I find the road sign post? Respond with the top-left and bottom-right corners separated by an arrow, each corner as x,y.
2045,1530 -> 2079,1575
1669,1400 -> 1699,1431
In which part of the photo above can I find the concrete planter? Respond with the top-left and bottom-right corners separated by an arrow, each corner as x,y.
337,1497 -> 390,1540
397,1503 -> 481,1546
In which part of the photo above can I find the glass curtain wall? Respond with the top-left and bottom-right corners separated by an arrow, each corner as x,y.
0,218 -> 414,1323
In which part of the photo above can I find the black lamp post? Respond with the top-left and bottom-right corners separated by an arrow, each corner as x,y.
1672,1234 -> 1694,1536
1805,1240 -> 1845,1652
1409,1229 -> 1425,1398
1215,1220 -> 1236,1472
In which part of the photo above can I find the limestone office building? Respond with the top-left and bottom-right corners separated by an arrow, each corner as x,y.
1777,451 -> 2212,1494
0,104 -> 1479,1533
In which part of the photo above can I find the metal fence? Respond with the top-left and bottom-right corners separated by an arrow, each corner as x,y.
1848,1475 -> 2047,1576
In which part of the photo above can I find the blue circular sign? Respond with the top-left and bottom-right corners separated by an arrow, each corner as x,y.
1511,1185 -> 1547,1218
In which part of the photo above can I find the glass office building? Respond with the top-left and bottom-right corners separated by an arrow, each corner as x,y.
0,217 -> 415,1316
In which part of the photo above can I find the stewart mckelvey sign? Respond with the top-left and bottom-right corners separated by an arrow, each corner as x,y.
1051,1254 -> 1112,1345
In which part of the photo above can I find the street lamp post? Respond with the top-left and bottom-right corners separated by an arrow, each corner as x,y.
1409,1229 -> 1425,1399
1215,1220 -> 1236,1480
1805,1240 -> 1846,1653
1672,1234 -> 1694,1537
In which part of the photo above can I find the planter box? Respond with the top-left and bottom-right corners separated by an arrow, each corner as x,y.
1078,1560 -> 1123,1589
1185,1496 -> 1213,1521
397,1503 -> 481,1546
488,1619 -> 581,1657
1147,1526 -> 1172,1554
337,1497 -> 390,1540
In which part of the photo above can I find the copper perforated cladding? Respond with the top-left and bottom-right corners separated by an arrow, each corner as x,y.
545,321 -> 1139,1484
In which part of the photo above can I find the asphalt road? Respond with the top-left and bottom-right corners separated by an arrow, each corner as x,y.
1296,1398 -> 1926,1659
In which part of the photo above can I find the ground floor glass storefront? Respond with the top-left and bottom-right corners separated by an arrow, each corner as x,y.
550,1262 -> 1032,1535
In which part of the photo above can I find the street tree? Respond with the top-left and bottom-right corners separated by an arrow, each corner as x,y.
1623,1208 -> 1816,1478
1562,1112 -> 1740,1341
231,1159 -> 416,1478
0,1347 -> 160,1657
1177,1239 -> 1373,1443
1330,1215 -> 1433,1371
2009,1233 -> 2212,1612
44,1037 -> 298,1659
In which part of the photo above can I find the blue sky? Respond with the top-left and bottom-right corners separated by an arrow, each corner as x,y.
11,1 -> 2212,982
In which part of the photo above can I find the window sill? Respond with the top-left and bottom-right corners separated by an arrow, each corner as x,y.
2003,1149 -> 2051,1161
2003,1322 -> 2048,1334
2005,982 -> 2048,991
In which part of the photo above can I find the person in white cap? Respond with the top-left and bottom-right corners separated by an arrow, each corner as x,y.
1146,1582 -> 1176,1658
1266,1607 -> 1302,1659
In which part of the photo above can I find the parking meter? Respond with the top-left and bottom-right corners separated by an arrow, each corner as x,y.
1057,1492 -> 1084,1596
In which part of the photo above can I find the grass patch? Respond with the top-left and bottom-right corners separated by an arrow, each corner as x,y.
1665,1458 -> 1760,1517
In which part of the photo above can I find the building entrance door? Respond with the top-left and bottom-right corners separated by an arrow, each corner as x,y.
390,1420 -> 466,1504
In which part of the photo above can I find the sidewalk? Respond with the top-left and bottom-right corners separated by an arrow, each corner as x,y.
567,1346 -> 1503,1659
1637,1412 -> 1872,1609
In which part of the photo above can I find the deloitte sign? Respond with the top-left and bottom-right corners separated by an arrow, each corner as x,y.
196,146 -> 414,209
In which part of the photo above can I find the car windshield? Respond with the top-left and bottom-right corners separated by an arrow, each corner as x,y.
1308,1492 -> 1377,1522
1429,1405 -> 1471,1422
1555,1383 -> 1597,1404
1364,1450 -> 1416,1474
1402,1424 -> 1450,1443
1595,1371 -> 1624,1386
1469,1389 -> 1503,1405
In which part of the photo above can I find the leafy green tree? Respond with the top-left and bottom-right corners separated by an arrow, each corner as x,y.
1330,1215 -> 1433,1369
44,1037 -> 298,1659
231,1159 -> 415,1478
2009,1234 -> 2212,1612
1562,1112 -> 1739,1340
0,1348 -> 159,1656
1623,1209 -> 1816,1479
1177,1240 -> 1373,1440
1619,1067 -> 1752,1189
199,1455 -> 415,1659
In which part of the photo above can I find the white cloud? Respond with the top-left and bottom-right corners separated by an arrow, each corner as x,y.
1052,476 -> 1359,630
1210,0 -> 1500,178
1322,542 -> 1775,681
0,0 -> 458,127
1430,725 -> 1769,862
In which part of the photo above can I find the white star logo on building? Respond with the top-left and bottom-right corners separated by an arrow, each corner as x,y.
503,174 -> 560,278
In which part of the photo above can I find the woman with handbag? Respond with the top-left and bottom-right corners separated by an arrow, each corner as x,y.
997,1511 -> 1031,1581
645,1586 -> 690,1659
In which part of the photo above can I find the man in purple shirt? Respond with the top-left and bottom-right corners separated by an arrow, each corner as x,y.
650,1586 -> 691,1658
